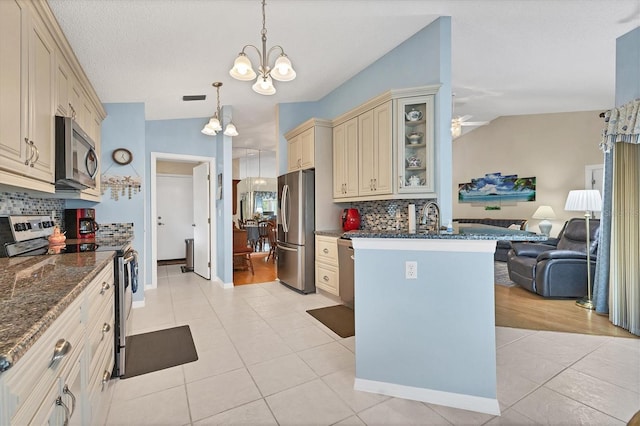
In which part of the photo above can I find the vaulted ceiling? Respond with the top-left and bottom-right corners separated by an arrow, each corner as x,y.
48,0 -> 639,158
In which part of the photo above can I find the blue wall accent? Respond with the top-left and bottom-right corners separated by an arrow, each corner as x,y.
277,17 -> 453,221
354,243 -> 497,399
616,27 -> 640,105
146,115 -> 233,284
68,103 -> 147,301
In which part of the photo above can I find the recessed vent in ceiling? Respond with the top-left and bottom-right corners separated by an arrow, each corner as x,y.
182,95 -> 206,101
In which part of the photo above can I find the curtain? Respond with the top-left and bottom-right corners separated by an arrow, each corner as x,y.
597,99 -> 640,336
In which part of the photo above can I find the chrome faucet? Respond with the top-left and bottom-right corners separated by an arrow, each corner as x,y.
420,202 -> 440,233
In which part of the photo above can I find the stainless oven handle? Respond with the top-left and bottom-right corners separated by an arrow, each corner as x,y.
123,250 -> 138,264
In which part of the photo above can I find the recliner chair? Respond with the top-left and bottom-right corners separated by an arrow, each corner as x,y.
507,218 -> 600,298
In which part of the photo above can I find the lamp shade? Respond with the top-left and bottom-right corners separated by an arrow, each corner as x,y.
271,55 -> 296,81
252,75 -> 276,95
564,190 -> 602,212
229,54 -> 257,81
223,123 -> 239,137
532,205 -> 556,220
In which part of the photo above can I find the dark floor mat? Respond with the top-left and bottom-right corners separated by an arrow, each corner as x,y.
122,325 -> 198,379
306,305 -> 355,338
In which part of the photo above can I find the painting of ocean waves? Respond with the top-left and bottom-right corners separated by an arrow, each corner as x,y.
458,172 -> 536,203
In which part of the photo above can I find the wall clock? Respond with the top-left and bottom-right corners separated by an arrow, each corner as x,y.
112,148 -> 133,165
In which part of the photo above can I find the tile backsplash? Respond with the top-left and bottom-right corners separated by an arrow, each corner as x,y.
351,198 -> 436,230
0,191 -> 65,226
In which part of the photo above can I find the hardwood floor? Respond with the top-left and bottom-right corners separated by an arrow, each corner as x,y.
495,284 -> 637,338
233,252 -> 277,285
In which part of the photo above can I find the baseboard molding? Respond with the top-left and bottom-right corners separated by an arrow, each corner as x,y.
354,378 -> 500,416
222,281 -> 234,289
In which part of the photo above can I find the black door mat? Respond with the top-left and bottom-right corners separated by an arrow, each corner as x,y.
307,305 -> 355,338
122,325 -> 198,379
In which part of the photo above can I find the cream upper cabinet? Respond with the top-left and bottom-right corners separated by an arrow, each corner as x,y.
357,101 -> 392,196
396,94 -> 436,196
287,127 -> 314,172
55,53 -> 71,117
332,117 -> 358,199
0,0 -> 55,191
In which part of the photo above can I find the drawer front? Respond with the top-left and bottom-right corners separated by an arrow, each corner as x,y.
315,262 -> 339,295
87,300 -> 115,370
86,262 -> 114,327
3,294 -> 83,423
316,236 -> 338,265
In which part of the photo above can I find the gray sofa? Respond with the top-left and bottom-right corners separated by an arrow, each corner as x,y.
454,218 -> 528,262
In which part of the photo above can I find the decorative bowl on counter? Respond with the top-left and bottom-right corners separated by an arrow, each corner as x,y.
406,132 -> 423,144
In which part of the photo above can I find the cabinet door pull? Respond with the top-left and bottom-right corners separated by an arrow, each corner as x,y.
49,339 -> 71,368
102,370 -> 111,391
100,282 -> 110,295
102,323 -> 111,338
30,142 -> 40,167
24,138 -> 34,165
323,275 -> 329,281
323,248 -> 329,254
55,396 -> 71,426
63,384 -> 76,417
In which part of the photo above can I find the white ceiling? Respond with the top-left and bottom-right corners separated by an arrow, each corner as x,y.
47,0 -> 639,159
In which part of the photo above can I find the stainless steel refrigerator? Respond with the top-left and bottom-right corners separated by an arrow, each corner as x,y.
277,169 -> 315,293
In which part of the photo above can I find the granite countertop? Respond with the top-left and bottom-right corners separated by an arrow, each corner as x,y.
0,251 -> 115,373
344,224 -> 548,241
315,229 -> 346,238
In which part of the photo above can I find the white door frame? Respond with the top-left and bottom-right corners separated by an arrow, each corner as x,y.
149,152 -> 217,289
585,163 -> 604,190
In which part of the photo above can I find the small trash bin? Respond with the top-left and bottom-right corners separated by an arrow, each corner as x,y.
182,238 -> 194,273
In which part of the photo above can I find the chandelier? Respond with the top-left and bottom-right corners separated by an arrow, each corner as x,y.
229,0 -> 296,95
201,82 -> 238,136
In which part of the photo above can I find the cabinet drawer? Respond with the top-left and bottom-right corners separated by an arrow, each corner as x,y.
3,294 -> 83,423
316,236 -> 338,265
315,262 -> 339,296
87,299 -> 114,369
85,262 -> 114,327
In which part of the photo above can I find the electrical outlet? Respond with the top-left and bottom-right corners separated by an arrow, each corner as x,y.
405,261 -> 418,279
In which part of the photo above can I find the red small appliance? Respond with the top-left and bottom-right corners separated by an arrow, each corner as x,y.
341,208 -> 361,231
65,208 -> 99,239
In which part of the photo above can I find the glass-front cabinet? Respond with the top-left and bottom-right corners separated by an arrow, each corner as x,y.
396,95 -> 435,195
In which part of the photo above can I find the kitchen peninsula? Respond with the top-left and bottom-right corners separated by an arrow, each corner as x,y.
347,225 -> 545,415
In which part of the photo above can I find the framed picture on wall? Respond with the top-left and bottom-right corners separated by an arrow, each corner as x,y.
217,173 -> 223,200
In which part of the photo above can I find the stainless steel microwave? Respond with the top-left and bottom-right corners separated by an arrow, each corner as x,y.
55,116 -> 98,190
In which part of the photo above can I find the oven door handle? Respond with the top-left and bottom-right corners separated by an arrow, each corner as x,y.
123,250 -> 137,264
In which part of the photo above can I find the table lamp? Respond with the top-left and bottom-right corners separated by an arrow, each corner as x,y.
532,205 -> 556,236
564,189 -> 602,310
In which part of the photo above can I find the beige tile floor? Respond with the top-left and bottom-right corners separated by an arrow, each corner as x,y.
104,265 -> 640,425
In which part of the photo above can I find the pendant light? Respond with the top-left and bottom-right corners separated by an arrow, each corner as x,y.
201,82 -> 238,136
254,149 -> 267,186
229,0 -> 296,95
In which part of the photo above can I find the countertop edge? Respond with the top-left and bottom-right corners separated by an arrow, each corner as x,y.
0,252 -> 115,373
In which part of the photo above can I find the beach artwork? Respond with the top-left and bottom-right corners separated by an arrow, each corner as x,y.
458,172 -> 536,203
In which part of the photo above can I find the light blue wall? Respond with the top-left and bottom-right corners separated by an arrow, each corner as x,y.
277,17 -> 453,220
68,103 -> 147,302
616,27 -> 640,105
354,244 -> 497,399
217,106 -> 234,284
146,115 -> 233,284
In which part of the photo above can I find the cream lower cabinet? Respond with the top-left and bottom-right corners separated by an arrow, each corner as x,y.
315,235 -> 340,296
0,261 -> 115,426
0,0 -> 56,193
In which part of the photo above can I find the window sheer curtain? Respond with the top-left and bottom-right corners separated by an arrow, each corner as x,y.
595,99 -> 640,336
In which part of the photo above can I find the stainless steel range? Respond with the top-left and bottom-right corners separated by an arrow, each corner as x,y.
0,214 -> 137,378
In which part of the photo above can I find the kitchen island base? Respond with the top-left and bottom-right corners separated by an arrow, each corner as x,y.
352,237 -> 500,416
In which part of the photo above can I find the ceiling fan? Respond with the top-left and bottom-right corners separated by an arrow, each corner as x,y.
451,115 -> 489,139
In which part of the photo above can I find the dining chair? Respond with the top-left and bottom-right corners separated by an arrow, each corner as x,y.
266,221 -> 277,262
257,221 -> 270,252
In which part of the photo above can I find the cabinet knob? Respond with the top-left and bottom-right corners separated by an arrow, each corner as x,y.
49,339 -> 71,368
101,323 -> 111,339
102,370 -> 111,391
323,248 -> 329,254
323,275 -> 329,281
100,282 -> 110,295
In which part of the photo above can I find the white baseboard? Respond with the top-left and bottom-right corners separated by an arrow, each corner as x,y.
222,281 -> 234,289
354,378 -> 500,416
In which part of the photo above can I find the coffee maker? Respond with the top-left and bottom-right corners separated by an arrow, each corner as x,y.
65,208 -> 99,239
341,208 -> 361,231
